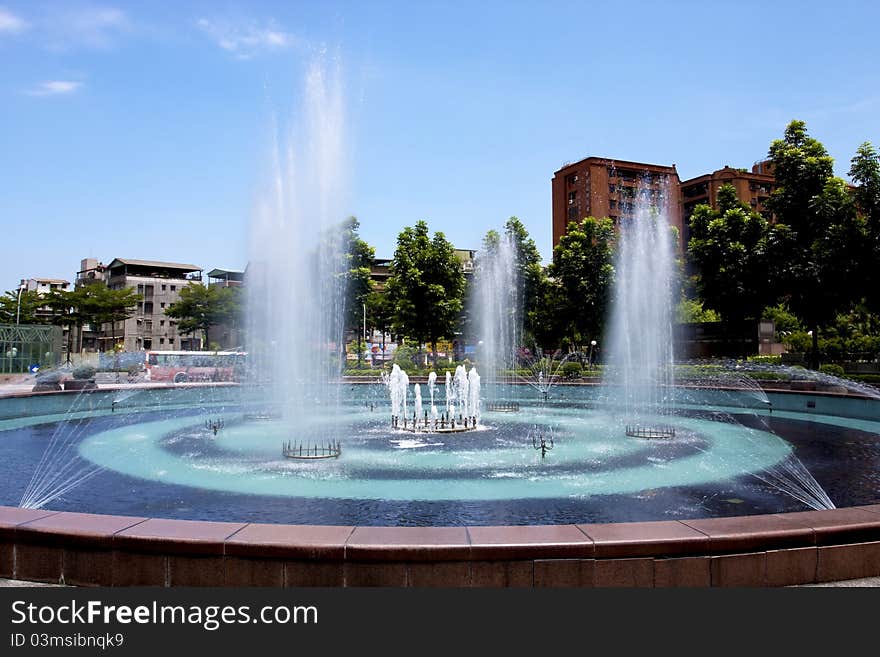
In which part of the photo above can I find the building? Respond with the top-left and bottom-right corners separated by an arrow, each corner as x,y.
454,249 -> 477,277
551,156 -> 683,250
102,258 -> 203,352
206,268 -> 244,288
23,277 -> 69,323
369,258 -> 392,291
679,160 -> 776,247
18,277 -> 70,356
24,277 -> 70,296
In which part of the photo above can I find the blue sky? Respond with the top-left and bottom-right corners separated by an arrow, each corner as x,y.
2,1 -> 879,290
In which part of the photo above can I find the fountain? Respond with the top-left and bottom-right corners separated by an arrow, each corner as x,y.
384,363 -> 480,432
473,230 -> 520,387
602,175 -> 676,437
245,58 -> 348,441
516,350 -> 582,401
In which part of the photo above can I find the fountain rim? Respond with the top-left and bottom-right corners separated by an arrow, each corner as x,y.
2,382 -> 880,586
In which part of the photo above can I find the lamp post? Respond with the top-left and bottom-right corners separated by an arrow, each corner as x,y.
15,280 -> 26,326
589,340 -> 597,369
14,280 -> 26,373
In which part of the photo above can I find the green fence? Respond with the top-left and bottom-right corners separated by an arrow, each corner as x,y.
0,324 -> 62,374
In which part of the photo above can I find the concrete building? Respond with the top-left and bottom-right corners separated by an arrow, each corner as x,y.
552,156 -> 682,251
23,277 -> 69,322
25,277 -> 70,296
102,258 -> 203,352
679,160 -> 776,247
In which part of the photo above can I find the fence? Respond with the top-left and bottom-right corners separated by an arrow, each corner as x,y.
0,324 -> 62,374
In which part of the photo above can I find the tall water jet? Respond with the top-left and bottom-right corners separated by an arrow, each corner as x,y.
473,230 -> 521,388
603,174 -> 677,423
246,58 -> 348,434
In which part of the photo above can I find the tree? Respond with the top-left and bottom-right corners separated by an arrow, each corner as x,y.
765,120 -> 867,369
340,217 -> 375,366
45,285 -> 141,354
0,289 -> 49,325
385,220 -> 466,365
502,217 -> 546,346
365,288 -> 394,363
166,283 -> 241,351
543,217 -> 615,350
849,142 -> 880,315
687,183 -> 773,324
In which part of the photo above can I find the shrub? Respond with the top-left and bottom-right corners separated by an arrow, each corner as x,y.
72,365 -> 97,380
561,361 -> 583,378
818,364 -> 846,378
35,370 -> 64,384
747,355 -> 782,365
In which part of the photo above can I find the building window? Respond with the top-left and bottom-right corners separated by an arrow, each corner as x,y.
567,206 -> 579,220
143,339 -> 152,350
161,285 -> 167,291
143,302 -> 153,314
160,338 -> 165,345
169,338 -> 174,345
170,285 -> 176,292
568,191 -> 577,205
566,174 -> 578,185
160,302 -> 165,309
160,320 -> 165,327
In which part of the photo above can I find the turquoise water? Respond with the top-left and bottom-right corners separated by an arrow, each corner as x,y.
0,384 -> 877,525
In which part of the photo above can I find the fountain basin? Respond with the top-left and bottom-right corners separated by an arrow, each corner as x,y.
0,382 -> 878,586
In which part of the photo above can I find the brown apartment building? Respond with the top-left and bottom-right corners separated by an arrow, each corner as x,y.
679,160 -> 776,246
551,156 -> 683,251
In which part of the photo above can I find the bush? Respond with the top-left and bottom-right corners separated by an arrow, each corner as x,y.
72,365 -> 97,380
35,370 -> 64,384
561,361 -> 583,378
849,374 -> 880,385
818,363 -> 846,378
747,355 -> 782,365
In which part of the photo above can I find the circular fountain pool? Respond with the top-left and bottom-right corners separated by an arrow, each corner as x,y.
1,383 -> 878,526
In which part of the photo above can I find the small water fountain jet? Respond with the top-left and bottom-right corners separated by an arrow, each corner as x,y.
385,363 -> 481,432
516,350 -> 581,401
19,391 -> 105,509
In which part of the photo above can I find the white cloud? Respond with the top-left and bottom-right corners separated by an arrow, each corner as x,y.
26,80 -> 83,96
45,6 -> 130,50
0,6 -> 28,33
196,17 -> 297,58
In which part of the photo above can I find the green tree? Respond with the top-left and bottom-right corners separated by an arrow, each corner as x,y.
687,183 -> 773,324
0,289 -> 49,325
386,220 -> 466,365
676,298 -> 720,324
46,285 -> 141,353
502,217 -> 546,346
365,288 -> 394,364
765,120 -> 867,369
340,217 -> 375,366
543,217 -> 615,350
166,283 -> 241,351
849,141 -> 880,315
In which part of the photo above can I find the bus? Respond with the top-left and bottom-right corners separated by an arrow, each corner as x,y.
144,350 -> 247,383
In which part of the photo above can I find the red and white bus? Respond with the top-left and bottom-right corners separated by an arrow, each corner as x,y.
144,350 -> 247,383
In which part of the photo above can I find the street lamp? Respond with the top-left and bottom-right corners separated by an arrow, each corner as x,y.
589,340 -> 597,369
15,280 -> 26,325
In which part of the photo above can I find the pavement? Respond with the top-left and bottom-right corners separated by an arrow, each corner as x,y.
1,576 -> 878,587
